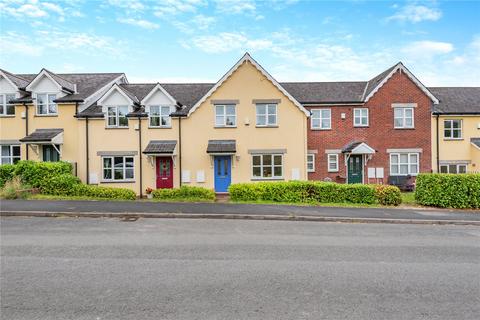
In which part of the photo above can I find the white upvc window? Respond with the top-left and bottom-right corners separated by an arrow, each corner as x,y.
394,107 -> 414,128
102,156 -> 134,181
256,103 -> 277,126
390,153 -> 419,175
311,109 -> 331,129
444,119 -> 462,139
215,104 -> 236,127
353,108 -> 368,127
252,154 -> 283,179
0,94 -> 16,116
307,154 -> 315,172
1,145 -> 21,165
440,164 -> 467,174
149,105 -> 171,127
327,154 -> 339,172
36,93 -> 57,115
107,106 -> 129,127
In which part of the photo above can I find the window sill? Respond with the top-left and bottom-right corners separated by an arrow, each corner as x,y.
307,170 -> 315,173
105,127 -> 129,129
35,114 -> 58,117
149,126 -> 172,129
443,138 -> 463,141
311,128 -> 332,131
353,125 -> 369,128
0,115 -> 15,118
251,177 -> 284,181
394,127 -> 415,130
100,180 -> 136,184
214,126 -> 237,129
256,125 -> 279,128
328,170 -> 339,173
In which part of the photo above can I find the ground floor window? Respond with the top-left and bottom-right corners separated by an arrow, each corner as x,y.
43,145 -> 60,162
440,164 -> 467,174
390,153 -> 419,175
103,156 -> 134,181
327,154 -> 339,172
307,154 -> 315,172
252,154 -> 283,179
1,145 -> 20,164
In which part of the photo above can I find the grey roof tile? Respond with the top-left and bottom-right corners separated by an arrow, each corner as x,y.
1,68 -> 30,88
143,140 -> 177,154
207,140 -> 236,153
429,87 -> 480,114
363,64 -> 397,99
280,82 -> 366,103
20,128 -> 63,142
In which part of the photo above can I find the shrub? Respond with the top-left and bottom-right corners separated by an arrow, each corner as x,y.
152,186 -> 215,201
72,184 -> 136,200
13,161 -> 73,188
39,174 -> 81,195
415,173 -> 480,209
0,176 -> 31,200
229,181 -> 389,205
375,185 -> 402,206
0,164 -> 16,187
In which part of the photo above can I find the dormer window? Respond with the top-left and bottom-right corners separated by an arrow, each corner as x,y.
149,105 -> 171,128
107,106 -> 129,128
36,93 -> 57,115
0,94 -> 16,116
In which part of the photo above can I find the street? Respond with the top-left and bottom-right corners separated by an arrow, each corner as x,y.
1,217 -> 480,320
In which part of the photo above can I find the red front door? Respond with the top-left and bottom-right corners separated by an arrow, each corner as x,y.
156,157 -> 173,189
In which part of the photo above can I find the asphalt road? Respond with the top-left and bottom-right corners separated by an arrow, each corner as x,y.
1,217 -> 480,320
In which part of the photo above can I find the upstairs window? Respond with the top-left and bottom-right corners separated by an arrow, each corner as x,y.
215,104 -> 236,127
0,94 -> 15,116
107,106 -> 129,127
36,93 -> 57,115
444,119 -> 462,139
256,103 -> 277,126
353,108 -> 368,127
394,107 -> 414,128
1,145 -> 20,164
149,105 -> 171,127
311,109 -> 331,129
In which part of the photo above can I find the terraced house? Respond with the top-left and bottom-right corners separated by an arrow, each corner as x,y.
1,53 -> 479,195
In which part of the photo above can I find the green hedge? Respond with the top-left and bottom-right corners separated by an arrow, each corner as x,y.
0,164 -> 16,187
415,173 -> 480,209
12,160 -> 72,188
152,186 -> 215,201
228,181 -> 401,206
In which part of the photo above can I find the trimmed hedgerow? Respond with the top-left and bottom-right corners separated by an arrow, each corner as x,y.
13,160 -> 73,188
228,181 -> 400,205
71,184 -> 136,200
152,186 -> 215,201
0,164 -> 16,187
415,173 -> 480,209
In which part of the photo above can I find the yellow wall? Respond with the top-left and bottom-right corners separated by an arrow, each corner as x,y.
432,115 -> 480,172
180,60 -> 308,190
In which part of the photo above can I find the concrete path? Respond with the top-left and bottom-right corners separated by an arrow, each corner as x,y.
1,199 -> 479,225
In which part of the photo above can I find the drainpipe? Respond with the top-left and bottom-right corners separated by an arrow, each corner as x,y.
178,116 -> 182,187
24,102 -> 29,160
436,114 -> 440,172
85,117 -> 90,184
138,116 -> 143,198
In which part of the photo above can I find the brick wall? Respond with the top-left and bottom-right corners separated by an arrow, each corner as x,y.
307,70 -> 432,183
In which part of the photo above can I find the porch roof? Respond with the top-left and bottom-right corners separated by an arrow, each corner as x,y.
143,140 -> 177,154
19,128 -> 63,144
206,140 -> 236,153
342,141 -> 375,154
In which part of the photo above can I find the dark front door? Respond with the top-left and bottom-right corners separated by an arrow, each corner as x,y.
214,156 -> 231,192
43,145 -> 60,162
156,157 -> 173,189
348,155 -> 363,184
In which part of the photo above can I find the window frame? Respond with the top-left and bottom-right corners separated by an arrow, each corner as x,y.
327,154 -> 339,172
443,119 -> 463,139
0,93 -> 16,116
1,145 -> 21,165
439,164 -> 467,174
389,153 -> 419,176
311,108 -> 331,130
214,104 -> 237,127
251,154 -> 283,180
35,93 -> 57,116
255,103 -> 278,127
106,105 -> 129,128
307,154 -> 315,173
149,105 -> 172,128
393,107 -> 414,129
353,108 -> 369,127
102,156 -> 135,182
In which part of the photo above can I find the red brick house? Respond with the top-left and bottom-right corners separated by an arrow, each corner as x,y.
283,62 -> 439,184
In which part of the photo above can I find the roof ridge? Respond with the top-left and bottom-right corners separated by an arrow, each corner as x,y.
41,68 -> 75,85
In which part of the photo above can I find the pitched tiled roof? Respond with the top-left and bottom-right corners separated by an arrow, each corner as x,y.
207,140 -> 236,153
280,82 -> 366,104
19,128 -> 63,142
342,141 -> 363,153
363,64 -> 398,99
42,69 -> 76,93
143,140 -> 177,154
429,87 -> 480,114
162,83 -> 214,115
0,68 -> 30,89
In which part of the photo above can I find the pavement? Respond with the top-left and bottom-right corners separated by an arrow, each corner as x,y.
1,199 -> 480,225
1,217 -> 479,320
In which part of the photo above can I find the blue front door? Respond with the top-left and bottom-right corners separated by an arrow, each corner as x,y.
214,156 -> 231,192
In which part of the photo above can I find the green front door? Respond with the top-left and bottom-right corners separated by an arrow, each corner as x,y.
347,155 -> 363,184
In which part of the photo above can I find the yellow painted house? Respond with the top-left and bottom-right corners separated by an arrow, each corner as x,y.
430,88 -> 480,173
1,54 -> 479,196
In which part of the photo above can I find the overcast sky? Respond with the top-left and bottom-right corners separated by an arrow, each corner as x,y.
1,0 -> 479,86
